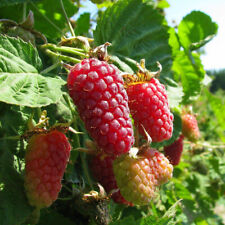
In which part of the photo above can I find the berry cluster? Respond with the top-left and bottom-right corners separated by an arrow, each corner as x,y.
24,57 -> 175,209
67,58 -> 174,206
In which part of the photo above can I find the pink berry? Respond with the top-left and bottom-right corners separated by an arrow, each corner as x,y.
164,135 -> 184,166
24,130 -> 71,208
182,113 -> 200,142
113,147 -> 173,205
68,58 -> 134,155
127,78 -> 173,142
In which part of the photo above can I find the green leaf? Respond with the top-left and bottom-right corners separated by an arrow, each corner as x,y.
0,0 -> 37,7
0,73 -> 65,107
0,0 -> 78,42
75,13 -> 91,36
178,11 -> 218,51
0,105 -> 33,136
94,0 -> 172,78
110,55 -> 137,74
161,77 -> 183,108
172,51 -> 205,104
168,27 -> 180,56
0,35 -> 42,72
205,89 -> 225,141
174,184 -> 193,201
157,0 -> 170,9
163,199 -> 182,219
0,148 -> 32,225
205,90 -> 225,130
194,217 -> 209,225
0,35 -> 65,107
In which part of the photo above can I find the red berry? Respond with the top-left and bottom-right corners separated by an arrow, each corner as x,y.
164,135 -> 184,165
182,113 -> 200,142
91,152 -> 133,206
113,147 -> 173,205
24,130 -> 71,208
127,78 -> 173,142
68,58 -> 134,155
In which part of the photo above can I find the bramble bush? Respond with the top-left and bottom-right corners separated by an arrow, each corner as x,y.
0,0 -> 224,225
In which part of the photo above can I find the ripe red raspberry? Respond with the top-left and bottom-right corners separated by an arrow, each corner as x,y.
182,113 -> 200,142
91,153 -> 133,206
24,130 -> 71,208
127,78 -> 173,142
113,147 -> 173,205
164,135 -> 184,165
67,58 -> 134,155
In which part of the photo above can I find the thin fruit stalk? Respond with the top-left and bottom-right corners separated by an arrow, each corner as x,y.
68,58 -> 134,155
113,147 -> 173,205
24,130 -> 71,209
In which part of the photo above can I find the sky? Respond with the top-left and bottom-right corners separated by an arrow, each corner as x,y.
78,0 -> 225,71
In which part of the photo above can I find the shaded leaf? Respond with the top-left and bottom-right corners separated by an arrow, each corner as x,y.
38,210 -> 74,225
0,105 -> 33,136
110,215 -> 136,225
0,0 -> 78,42
0,147 -> 32,225
75,13 -> 91,36
94,0 -> 172,78
0,0 -> 37,7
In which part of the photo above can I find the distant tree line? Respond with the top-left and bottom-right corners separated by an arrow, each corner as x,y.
207,69 -> 225,92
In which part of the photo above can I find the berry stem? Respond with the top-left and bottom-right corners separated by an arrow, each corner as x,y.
27,109 -> 35,131
62,184 -> 73,194
40,61 -> 61,74
65,94 -> 94,190
60,0 -> 75,37
184,140 -> 225,149
0,135 -> 21,140
81,152 -> 94,189
42,43 -> 88,57
58,197 -> 74,201
26,207 -> 40,225
22,3 -> 27,21
63,93 -> 76,116
45,49 -> 81,63
75,147 -> 96,154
